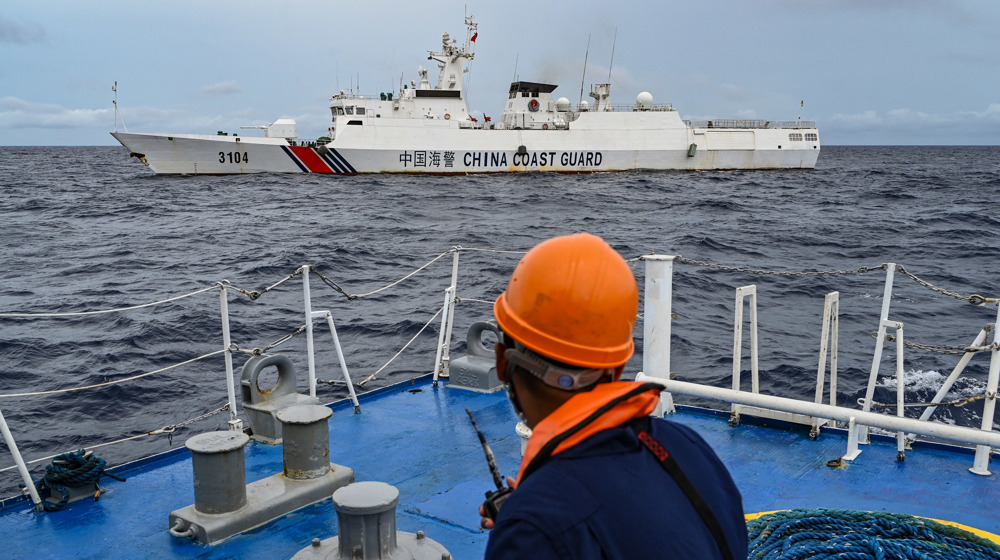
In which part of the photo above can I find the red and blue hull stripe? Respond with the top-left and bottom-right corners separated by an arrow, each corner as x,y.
281,146 -> 357,174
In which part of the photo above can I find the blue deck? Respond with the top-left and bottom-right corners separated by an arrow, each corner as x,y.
2,375 -> 998,559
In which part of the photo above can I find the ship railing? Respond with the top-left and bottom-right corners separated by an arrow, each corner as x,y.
0,265 -> 381,510
1,245 -> 486,510
598,103 -> 676,113
634,256 -> 1000,475
685,120 -> 817,129
5,247 -> 999,509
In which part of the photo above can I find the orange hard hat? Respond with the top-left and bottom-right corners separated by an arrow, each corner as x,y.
494,233 -> 638,369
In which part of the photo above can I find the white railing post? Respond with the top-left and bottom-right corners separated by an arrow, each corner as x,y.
917,327 -> 989,423
815,292 -> 840,406
302,265 -> 317,399
0,406 -> 43,511
812,291 -> 840,435
315,310 -> 360,413
971,307 -> 1000,475
218,283 -> 241,430
432,286 -> 455,387
642,255 -> 676,415
891,320 -> 906,460
441,249 -> 461,379
732,286 -> 759,415
860,263 -> 896,443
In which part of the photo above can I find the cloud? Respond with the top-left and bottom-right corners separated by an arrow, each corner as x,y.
201,81 -> 242,96
830,104 -> 1000,130
0,97 -> 110,129
0,17 -> 45,44
823,103 -> 1000,144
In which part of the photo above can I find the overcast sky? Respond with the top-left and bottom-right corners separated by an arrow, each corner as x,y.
2,0 -> 998,146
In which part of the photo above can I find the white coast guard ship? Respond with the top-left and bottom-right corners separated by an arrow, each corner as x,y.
111,17 -> 820,174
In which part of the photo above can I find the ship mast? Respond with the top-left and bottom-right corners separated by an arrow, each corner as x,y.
427,16 -> 476,94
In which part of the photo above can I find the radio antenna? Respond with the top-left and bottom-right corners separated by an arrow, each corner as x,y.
607,27 -> 617,83
579,34 -> 590,106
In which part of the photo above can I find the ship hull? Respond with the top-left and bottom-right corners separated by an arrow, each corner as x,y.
112,121 -> 819,175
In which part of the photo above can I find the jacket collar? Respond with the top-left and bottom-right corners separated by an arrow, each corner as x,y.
517,381 -> 662,484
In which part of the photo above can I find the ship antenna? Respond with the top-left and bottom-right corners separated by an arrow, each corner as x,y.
607,27 -> 617,83
512,52 -> 519,83
579,34 -> 590,107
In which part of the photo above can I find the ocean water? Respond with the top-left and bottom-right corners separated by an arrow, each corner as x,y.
1,145 -> 999,494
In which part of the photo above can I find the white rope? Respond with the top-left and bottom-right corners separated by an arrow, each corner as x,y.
0,403 -> 230,473
348,249 -> 453,299
458,246 -> 528,255
0,349 -> 227,398
359,306 -> 443,386
0,285 -> 220,318
459,297 -> 495,305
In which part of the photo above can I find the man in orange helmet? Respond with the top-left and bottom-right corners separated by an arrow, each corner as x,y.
482,232 -> 747,560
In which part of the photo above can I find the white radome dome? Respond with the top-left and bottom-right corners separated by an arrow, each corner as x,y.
578,100 -> 590,111
556,97 -> 571,112
636,91 -> 653,109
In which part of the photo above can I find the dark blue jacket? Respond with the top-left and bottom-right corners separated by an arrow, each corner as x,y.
485,416 -> 748,559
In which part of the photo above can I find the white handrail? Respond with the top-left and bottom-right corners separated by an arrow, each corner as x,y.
636,374 -> 1000,451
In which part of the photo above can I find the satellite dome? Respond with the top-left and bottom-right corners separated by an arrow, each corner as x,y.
578,100 -> 590,112
556,97 -> 571,112
636,92 -> 653,109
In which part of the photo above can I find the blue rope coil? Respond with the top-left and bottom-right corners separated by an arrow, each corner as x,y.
748,508 -> 1000,560
25,449 -> 126,512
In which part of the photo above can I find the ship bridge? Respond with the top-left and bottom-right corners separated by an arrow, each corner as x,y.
500,81 -> 570,130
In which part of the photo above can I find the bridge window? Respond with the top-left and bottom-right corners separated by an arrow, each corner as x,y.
805,133 -> 818,141
356,106 -> 366,115
345,106 -> 355,115
789,133 -> 803,141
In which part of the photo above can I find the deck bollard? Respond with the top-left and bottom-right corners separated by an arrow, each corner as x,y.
333,482 -> 401,558
275,405 -> 333,480
186,431 -> 250,514
291,480 -> 451,559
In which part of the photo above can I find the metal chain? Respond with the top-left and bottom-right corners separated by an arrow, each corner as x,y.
872,331 -> 1000,355
230,323 -> 313,357
227,268 -> 304,301
673,256 -> 885,277
895,265 -> 998,306
153,403 -> 231,445
867,394 -> 985,411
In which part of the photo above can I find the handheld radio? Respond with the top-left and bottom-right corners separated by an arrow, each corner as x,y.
466,408 -> 513,519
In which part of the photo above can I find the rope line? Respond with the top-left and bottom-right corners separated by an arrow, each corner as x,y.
24,449 -> 126,512
0,285 -> 219,318
310,249 -> 453,300
457,246 -> 529,255
0,349 -> 226,398
748,508 -> 1000,559
358,306 -> 444,386
0,403 -> 230,474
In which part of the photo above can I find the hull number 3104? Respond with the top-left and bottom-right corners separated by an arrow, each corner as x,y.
219,151 -> 249,164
